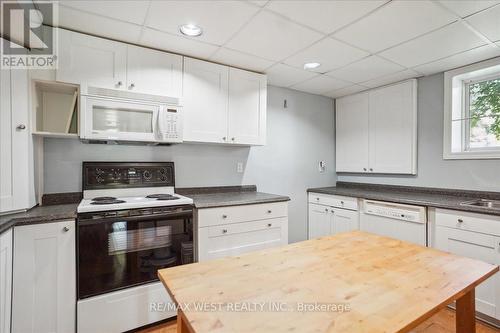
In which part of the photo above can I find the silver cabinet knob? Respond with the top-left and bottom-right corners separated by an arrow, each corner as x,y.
325,208 -> 328,212
222,137 -> 227,141
457,218 -> 464,223
16,124 -> 26,130
222,214 -> 228,219
63,226 -> 70,232
340,201 -> 344,205
267,210 -> 272,214
231,137 -> 235,141
222,229 -> 228,234
117,81 -> 123,87
369,168 -> 373,172
267,223 -> 272,227
316,197 -> 320,201
363,168 -> 367,171
331,210 -> 334,213
129,83 -> 135,89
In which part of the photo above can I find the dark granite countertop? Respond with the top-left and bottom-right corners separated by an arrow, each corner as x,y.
308,182 -> 500,216
0,186 -> 290,234
177,185 -> 290,208
0,203 -> 78,235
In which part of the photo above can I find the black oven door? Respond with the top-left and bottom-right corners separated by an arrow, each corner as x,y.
77,205 -> 193,299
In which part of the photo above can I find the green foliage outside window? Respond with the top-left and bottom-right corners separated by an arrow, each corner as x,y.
469,78 -> 500,147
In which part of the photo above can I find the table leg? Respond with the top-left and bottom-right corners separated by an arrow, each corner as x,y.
456,289 -> 475,333
177,310 -> 190,333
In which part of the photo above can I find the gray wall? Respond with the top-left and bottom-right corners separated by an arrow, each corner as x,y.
338,73 -> 500,191
43,86 -> 336,242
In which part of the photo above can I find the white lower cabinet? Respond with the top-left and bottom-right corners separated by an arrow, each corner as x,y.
197,202 -> 288,261
308,193 -> 359,239
433,209 -> 500,320
11,220 -> 76,333
0,229 -> 13,333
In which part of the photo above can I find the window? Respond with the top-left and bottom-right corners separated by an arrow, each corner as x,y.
444,58 -> 500,159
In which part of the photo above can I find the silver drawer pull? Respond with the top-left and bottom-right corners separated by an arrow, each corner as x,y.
457,218 -> 464,223
222,214 -> 228,219
222,229 -> 228,234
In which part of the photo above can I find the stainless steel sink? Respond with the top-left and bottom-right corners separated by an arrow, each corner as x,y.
460,199 -> 500,209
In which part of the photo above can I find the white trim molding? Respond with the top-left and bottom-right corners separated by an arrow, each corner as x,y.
443,56 -> 500,160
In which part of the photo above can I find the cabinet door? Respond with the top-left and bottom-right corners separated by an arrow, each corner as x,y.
0,229 -> 12,333
332,208 -> 359,234
336,93 -> 370,172
435,226 -> 500,319
308,204 -> 332,239
0,60 -> 33,213
182,58 -> 229,143
127,45 -> 182,97
368,80 -> 417,174
12,220 -> 76,333
57,29 -> 127,93
227,68 -> 266,145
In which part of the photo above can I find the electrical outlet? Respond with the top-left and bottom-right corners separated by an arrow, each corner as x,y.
237,162 -> 244,173
318,161 -> 326,173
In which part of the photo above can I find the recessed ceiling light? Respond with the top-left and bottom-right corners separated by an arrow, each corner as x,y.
179,24 -> 203,37
304,62 -> 321,70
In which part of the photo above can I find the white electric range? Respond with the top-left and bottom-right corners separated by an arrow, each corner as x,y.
76,162 -> 193,333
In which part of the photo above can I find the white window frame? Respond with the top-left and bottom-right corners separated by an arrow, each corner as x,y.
444,57 -> 500,159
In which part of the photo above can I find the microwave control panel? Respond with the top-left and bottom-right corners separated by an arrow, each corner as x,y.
158,108 -> 182,142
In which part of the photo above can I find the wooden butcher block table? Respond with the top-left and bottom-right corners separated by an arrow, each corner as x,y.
158,231 -> 498,333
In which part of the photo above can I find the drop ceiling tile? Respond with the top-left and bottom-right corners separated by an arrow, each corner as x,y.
226,10 -> 323,62
146,1 -> 259,45
265,63 -> 318,87
326,56 -> 405,84
266,0 -> 387,34
290,75 -> 352,95
361,69 -> 420,89
466,4 -> 500,42
140,28 -> 219,59
210,48 -> 274,72
379,22 -> 486,68
324,85 -> 368,98
413,44 -> 500,75
58,0 -> 150,25
58,5 -> 142,44
438,0 -> 500,17
334,0 -> 457,53
284,37 -> 369,73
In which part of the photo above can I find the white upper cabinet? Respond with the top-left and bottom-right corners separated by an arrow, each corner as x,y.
368,80 -> 417,174
183,58 -> 229,143
228,68 -> 266,145
126,45 -> 182,97
57,29 -> 127,93
336,79 -> 417,174
57,29 -> 182,97
0,42 -> 34,213
336,93 -> 370,173
183,58 -> 267,145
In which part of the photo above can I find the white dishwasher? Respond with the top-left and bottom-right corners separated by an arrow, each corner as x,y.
360,200 -> 427,246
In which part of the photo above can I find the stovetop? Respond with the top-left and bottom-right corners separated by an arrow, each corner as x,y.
78,192 -> 193,213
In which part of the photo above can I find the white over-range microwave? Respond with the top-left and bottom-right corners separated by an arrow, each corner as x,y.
80,87 -> 183,144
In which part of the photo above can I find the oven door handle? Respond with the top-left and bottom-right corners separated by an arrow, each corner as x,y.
78,211 -> 193,226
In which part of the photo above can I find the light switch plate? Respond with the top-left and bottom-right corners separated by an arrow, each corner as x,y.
319,161 -> 326,173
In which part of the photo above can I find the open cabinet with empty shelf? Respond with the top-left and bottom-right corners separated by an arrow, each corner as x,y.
32,80 -> 79,138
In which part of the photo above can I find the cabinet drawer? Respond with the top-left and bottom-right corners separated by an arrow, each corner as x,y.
435,209 -> 500,237
199,217 -> 286,261
308,193 -> 358,211
197,202 -> 288,227
208,218 -> 282,238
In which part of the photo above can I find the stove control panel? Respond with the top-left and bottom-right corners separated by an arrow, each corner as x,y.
83,162 -> 175,190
